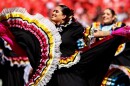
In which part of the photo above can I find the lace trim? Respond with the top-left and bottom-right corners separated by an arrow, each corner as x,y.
56,17 -> 72,32
58,51 -> 80,68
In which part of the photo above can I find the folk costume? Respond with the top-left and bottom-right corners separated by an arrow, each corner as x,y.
0,7 -> 61,86
84,22 -> 130,86
0,7 -> 130,86
47,20 -> 130,86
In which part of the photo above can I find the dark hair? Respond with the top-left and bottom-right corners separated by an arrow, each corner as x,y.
105,8 -> 117,23
107,8 -> 116,16
58,5 -> 75,24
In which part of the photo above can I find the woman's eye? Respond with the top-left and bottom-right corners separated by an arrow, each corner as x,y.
106,13 -> 108,15
55,10 -> 59,13
102,13 -> 105,16
53,10 -> 59,13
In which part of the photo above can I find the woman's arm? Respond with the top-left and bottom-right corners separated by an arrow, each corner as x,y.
93,30 -> 111,37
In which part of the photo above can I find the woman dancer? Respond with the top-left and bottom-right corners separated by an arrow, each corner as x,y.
46,5 -> 130,86
0,5 -> 130,86
83,8 -> 130,86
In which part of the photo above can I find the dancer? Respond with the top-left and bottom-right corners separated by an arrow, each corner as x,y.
46,5 -> 130,86
83,8 -> 130,86
0,5 -> 130,86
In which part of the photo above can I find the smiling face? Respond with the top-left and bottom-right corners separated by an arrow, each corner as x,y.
102,9 -> 116,24
50,6 -> 66,25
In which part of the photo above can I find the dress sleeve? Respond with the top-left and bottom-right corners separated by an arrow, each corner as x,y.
71,22 -> 84,39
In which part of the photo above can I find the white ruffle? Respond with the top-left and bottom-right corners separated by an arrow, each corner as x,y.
0,7 -> 62,86
58,52 -> 81,69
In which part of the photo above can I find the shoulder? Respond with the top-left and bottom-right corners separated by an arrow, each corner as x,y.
86,22 -> 101,31
69,21 -> 84,31
71,21 -> 83,27
115,22 -> 126,27
91,22 -> 101,28
112,22 -> 126,30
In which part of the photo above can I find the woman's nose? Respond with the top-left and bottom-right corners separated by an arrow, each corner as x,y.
103,15 -> 106,18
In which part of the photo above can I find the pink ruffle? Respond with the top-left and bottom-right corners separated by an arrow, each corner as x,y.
112,26 -> 130,39
0,23 -> 27,56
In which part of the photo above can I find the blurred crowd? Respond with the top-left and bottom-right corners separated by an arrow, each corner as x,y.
0,0 -> 130,27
